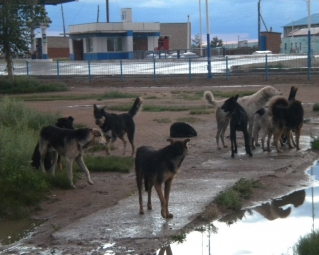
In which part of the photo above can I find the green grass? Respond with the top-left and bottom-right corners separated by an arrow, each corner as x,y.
293,230 -> 319,255
313,103 -> 319,111
0,76 -> 68,94
214,178 -> 262,211
311,137 -> 319,150
176,117 -> 201,123
0,97 -> 134,220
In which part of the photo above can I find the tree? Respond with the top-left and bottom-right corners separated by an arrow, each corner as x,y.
211,36 -> 223,48
0,0 -> 49,77
192,34 -> 202,48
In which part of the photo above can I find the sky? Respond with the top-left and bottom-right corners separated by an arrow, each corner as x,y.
44,0 -> 319,44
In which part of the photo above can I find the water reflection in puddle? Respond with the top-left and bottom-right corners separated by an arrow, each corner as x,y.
154,161 -> 319,255
0,219 -> 44,245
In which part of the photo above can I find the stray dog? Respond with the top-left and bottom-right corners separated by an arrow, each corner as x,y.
170,122 -> 197,138
39,126 -> 107,188
31,116 -> 75,171
93,97 -> 143,156
268,95 -> 304,153
204,86 -> 282,150
252,86 -> 299,151
135,138 -> 190,218
221,95 -> 253,158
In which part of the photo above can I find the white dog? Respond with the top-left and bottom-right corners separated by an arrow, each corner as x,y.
204,86 -> 282,150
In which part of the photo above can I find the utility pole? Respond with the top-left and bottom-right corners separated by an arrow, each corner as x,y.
199,0 -> 202,56
61,4 -> 66,37
258,0 -> 261,50
106,0 -> 109,22
97,5 -> 100,23
205,0 -> 212,79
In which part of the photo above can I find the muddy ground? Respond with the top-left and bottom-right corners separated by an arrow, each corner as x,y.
1,77 -> 319,254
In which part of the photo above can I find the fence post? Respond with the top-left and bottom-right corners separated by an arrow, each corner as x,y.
265,54 -> 268,81
153,58 -> 156,82
57,60 -> 60,80
120,60 -> 123,81
88,60 -> 91,82
188,58 -> 192,81
226,56 -> 229,80
26,61 -> 29,76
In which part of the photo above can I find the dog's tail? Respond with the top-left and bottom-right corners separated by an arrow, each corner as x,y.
288,86 -> 298,103
268,96 -> 289,124
128,97 -> 143,117
204,91 -> 219,107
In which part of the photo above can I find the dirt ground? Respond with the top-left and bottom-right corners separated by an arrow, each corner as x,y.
2,77 -> 319,254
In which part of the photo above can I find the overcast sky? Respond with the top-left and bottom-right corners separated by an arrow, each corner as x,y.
45,0 -> 319,43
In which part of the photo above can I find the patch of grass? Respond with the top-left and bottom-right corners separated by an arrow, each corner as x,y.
0,76 -> 68,94
190,108 -> 211,115
153,118 -> 171,123
80,155 -> 134,173
171,90 -> 204,100
313,103 -> 319,111
176,117 -> 201,123
293,230 -> 319,255
142,105 -> 195,112
13,90 -> 137,102
214,178 -> 262,211
44,171 -> 76,189
311,137 -> 319,150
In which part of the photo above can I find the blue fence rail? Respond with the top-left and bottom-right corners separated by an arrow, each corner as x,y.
1,54 -> 319,82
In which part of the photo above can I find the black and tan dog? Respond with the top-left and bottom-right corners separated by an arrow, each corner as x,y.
135,138 -> 190,219
31,116 -> 75,171
39,125 -> 107,188
93,97 -> 143,156
268,95 -> 304,153
221,94 -> 253,158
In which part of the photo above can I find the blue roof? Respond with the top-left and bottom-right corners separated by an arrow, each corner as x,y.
283,13 -> 319,27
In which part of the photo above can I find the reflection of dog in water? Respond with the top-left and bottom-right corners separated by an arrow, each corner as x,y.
135,138 -> 190,218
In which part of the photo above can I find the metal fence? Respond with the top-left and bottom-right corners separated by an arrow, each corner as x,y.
1,54 -> 319,82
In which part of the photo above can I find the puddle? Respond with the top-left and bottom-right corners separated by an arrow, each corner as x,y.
151,160 -> 319,255
0,219 -> 44,245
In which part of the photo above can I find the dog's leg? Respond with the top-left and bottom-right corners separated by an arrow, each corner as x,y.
57,155 -> 63,171
48,151 -> 58,175
220,118 -> 229,149
248,120 -> 254,147
164,178 -> 174,218
39,140 -> 48,173
295,127 -> 302,150
243,130 -> 253,157
153,182 -> 168,218
230,129 -> 235,158
274,128 -> 284,153
118,134 -> 127,156
147,184 -> 153,210
65,158 -> 76,189
75,155 -> 94,186
126,129 -> 135,156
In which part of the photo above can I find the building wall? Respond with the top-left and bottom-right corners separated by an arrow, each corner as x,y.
281,36 -> 319,54
160,23 -> 190,50
260,32 -> 282,54
47,36 -> 69,59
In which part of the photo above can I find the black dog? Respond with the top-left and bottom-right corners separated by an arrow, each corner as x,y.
31,116 -> 75,171
93,97 -> 143,156
170,122 -> 197,138
135,138 -> 190,218
221,95 -> 252,158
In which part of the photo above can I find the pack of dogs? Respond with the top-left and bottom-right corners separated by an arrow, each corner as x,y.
30,86 -> 304,218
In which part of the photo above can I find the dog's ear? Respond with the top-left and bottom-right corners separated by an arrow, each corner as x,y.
92,129 -> 103,137
234,94 -> 239,101
68,116 -> 74,121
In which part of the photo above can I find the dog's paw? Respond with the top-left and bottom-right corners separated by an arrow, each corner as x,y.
88,180 -> 94,185
139,210 -> 144,215
166,213 -> 174,219
71,184 -> 76,189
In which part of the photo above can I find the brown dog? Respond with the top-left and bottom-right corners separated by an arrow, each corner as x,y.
135,138 -> 190,218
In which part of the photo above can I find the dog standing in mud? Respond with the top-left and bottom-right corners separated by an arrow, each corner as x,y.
31,116 -> 75,171
221,95 -> 253,158
135,138 -> 190,219
204,86 -> 282,150
268,95 -> 304,153
39,126 -> 107,188
93,97 -> 143,156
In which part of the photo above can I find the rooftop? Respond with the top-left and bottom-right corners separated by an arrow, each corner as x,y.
284,13 -> 319,27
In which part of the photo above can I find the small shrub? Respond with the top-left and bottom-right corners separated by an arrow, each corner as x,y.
214,189 -> 242,211
311,137 -> 319,150
232,178 -> 262,199
313,103 -> 319,112
293,230 -> 319,255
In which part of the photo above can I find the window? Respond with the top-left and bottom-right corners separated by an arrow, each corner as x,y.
107,37 -> 123,52
285,43 -> 287,50
86,38 -> 93,52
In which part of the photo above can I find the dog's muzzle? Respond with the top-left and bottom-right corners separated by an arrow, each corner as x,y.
95,119 -> 103,125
